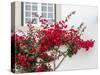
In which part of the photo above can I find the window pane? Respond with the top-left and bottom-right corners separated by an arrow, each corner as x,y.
25,5 -> 31,10
25,12 -> 31,17
48,19 -> 54,24
25,18 -> 31,23
32,18 -> 37,24
42,13 -> 47,18
48,4 -> 53,7
32,3 -> 37,11
42,3 -> 47,6
42,6 -> 47,11
48,13 -> 53,18
32,3 -> 37,5
48,7 -> 53,12
32,5 -> 37,11
32,12 -> 38,17
25,2 -> 31,4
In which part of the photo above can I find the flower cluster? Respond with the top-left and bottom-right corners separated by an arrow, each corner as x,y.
12,11 -> 95,73
78,40 -> 94,51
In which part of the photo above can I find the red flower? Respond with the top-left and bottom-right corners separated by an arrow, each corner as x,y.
16,34 -> 24,41
78,40 -> 94,51
36,66 -> 45,72
50,24 -> 54,27
62,20 -> 65,23
40,19 -> 48,24
21,61 -> 31,67
64,25 -> 67,28
59,21 -> 62,24
54,22 -> 61,29
16,55 -> 32,67
39,52 -> 48,59
28,57 -> 34,62
59,20 -> 65,24
70,28 -> 78,32
29,49 -> 37,54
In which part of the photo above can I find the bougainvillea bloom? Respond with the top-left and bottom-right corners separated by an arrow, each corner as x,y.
12,11 -> 95,73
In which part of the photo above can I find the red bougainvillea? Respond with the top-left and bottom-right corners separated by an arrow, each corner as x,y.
11,11 -> 95,73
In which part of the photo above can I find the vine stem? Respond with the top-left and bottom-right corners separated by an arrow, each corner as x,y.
53,46 -> 59,71
55,54 -> 67,70
53,46 -> 68,71
53,50 -> 57,71
53,56 -> 56,71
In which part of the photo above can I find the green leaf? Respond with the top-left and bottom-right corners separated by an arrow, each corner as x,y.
16,65 -> 21,69
67,48 -> 73,57
27,37 -> 32,42
23,46 -> 32,51
34,53 -> 38,57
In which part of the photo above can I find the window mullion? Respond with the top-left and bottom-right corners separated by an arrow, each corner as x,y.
37,3 -> 41,26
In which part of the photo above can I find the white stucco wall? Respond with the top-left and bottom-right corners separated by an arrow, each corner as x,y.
56,5 -> 98,71
56,4 -> 62,21
15,1 -> 21,31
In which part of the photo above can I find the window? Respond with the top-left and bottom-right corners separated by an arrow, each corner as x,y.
23,2 -> 55,26
41,3 -> 55,24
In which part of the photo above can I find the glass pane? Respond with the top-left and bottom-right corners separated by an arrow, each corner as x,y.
32,3 -> 37,5
25,12 -> 31,17
48,4 -> 53,7
32,12 -> 38,17
42,6 -> 47,11
25,18 -> 31,23
32,5 -> 37,11
48,19 -> 54,24
25,5 -> 31,10
48,7 -> 53,12
48,13 -> 53,18
25,2 -> 31,4
32,18 -> 37,24
42,13 -> 47,18
42,3 -> 47,6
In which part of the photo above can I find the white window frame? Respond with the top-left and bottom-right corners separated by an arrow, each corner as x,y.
23,2 -> 55,26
